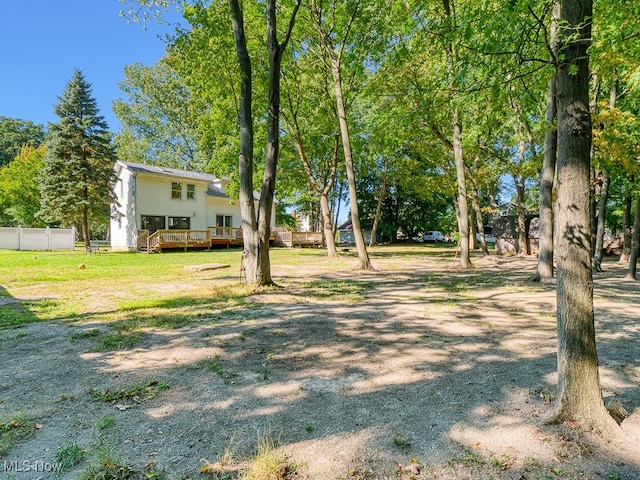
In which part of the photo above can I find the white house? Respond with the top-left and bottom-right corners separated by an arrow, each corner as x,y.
110,160 -> 275,251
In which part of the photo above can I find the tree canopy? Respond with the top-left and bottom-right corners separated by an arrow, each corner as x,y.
0,116 -> 45,168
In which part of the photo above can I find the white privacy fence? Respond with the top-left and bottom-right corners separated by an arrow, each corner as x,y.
0,227 -> 76,251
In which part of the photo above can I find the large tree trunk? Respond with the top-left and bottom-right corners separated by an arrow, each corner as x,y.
592,169 -> 610,272
442,0 -> 471,268
231,0 -> 300,285
625,196 -> 640,280
331,56 -> 372,270
453,109 -> 471,268
230,0 -> 260,284
534,73 -> 558,282
548,0 -> 617,432
311,0 -> 372,270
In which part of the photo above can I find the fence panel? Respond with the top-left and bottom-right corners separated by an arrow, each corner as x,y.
49,228 -> 76,250
20,228 -> 49,250
0,227 -> 75,251
0,227 -> 20,250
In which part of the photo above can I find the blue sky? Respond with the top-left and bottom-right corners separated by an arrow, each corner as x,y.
0,1 -> 183,132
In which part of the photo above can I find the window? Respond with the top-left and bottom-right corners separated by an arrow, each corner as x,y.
216,215 -> 232,227
141,215 -> 166,233
186,183 -> 196,200
171,182 -> 182,199
168,216 -> 190,230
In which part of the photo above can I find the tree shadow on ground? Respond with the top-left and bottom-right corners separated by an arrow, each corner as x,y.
2,256 -> 639,479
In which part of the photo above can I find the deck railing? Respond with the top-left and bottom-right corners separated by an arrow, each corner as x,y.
208,226 -> 243,242
275,230 -> 323,247
136,230 -> 150,251
147,229 -> 211,252
292,232 -> 323,246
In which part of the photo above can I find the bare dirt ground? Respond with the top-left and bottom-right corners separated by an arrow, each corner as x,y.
1,251 -> 640,479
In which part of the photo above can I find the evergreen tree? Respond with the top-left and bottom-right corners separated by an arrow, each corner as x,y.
39,69 -> 116,249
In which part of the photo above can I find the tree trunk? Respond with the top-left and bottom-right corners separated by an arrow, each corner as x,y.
470,187 -> 489,256
535,73 -> 558,282
311,0 -> 372,270
469,206 -> 478,250
230,0 -> 259,284
83,202 -> 90,254
442,0 -> 471,268
320,194 -> 338,256
625,196 -> 640,280
548,0 -> 617,432
369,180 -> 386,248
453,109 -> 471,268
514,171 -> 529,255
286,101 -> 339,257
231,0 -> 300,285
620,192 -> 632,263
592,169 -> 609,272
333,180 -> 343,234
332,57 -> 372,270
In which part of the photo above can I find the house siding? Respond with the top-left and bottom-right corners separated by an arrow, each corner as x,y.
110,165 -> 136,250
136,174 -> 209,230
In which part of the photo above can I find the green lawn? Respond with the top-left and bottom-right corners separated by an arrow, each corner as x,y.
0,246 -> 376,328
0,244 -> 457,330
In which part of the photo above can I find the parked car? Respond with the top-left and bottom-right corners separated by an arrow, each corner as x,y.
423,231 -> 445,242
476,231 -> 496,244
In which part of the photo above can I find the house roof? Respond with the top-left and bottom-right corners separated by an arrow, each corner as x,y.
116,160 -> 270,203
206,184 -> 227,197
117,160 -> 221,184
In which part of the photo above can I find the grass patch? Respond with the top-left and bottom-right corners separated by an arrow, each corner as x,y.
300,280 -> 366,302
0,302 -> 44,329
71,328 -> 101,340
392,433 -> 411,452
239,436 -> 296,480
90,379 -> 170,404
55,441 -> 86,471
81,451 -> 137,480
95,415 -> 115,430
449,440 -> 485,467
94,331 -> 143,351
0,414 -> 38,456
193,355 -> 227,376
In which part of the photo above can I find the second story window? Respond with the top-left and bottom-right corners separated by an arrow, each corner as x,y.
186,184 -> 196,200
171,182 -> 182,200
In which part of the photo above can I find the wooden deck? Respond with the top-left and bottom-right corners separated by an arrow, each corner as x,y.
273,230 -> 324,248
137,227 -> 243,253
137,228 -> 323,253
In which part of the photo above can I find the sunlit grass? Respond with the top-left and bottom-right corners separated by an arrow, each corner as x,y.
0,245 -> 467,330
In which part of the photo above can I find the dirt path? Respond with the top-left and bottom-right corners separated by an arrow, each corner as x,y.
1,253 -> 639,479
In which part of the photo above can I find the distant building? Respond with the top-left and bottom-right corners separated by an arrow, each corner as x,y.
492,214 -> 539,255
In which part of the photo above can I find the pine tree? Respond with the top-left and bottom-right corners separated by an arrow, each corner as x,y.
39,69 -> 116,249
